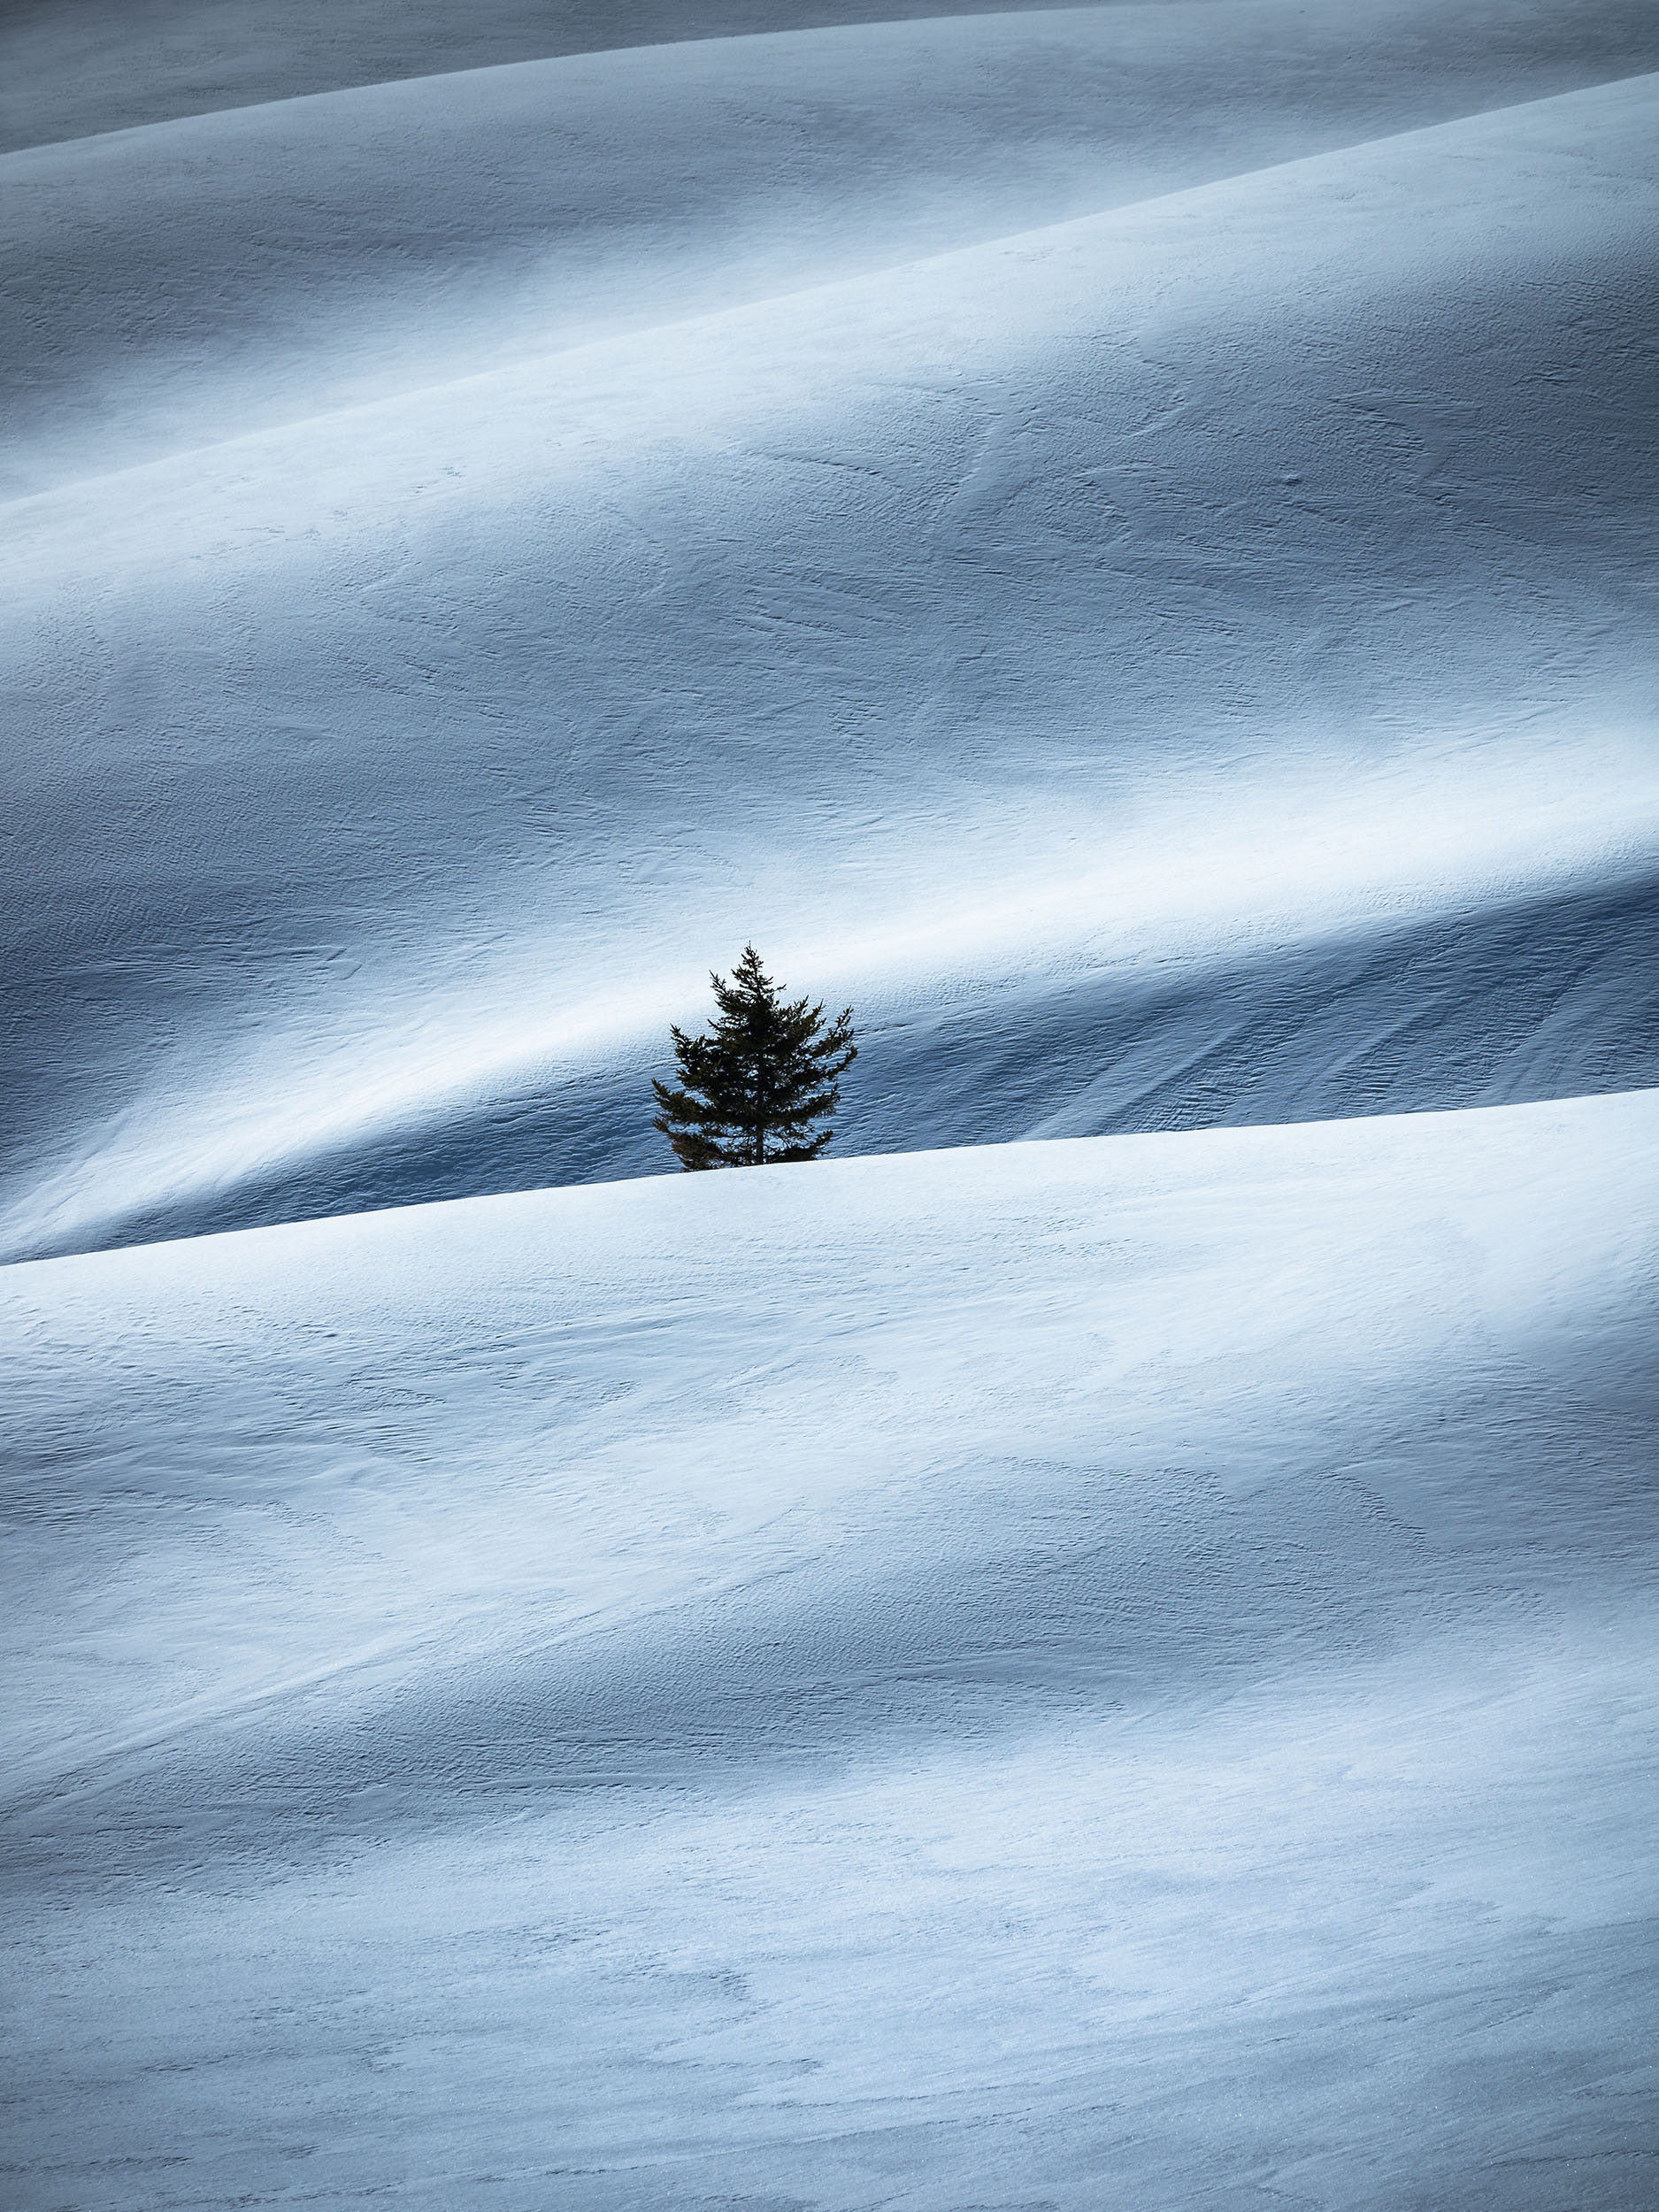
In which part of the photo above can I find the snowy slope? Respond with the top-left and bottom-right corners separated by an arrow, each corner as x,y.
12,0 -> 1659,491
16,0 -> 1653,154
6,4 -> 1656,2193
4,35 -> 1658,1258
4,1095 -> 1657,2207
0,0 -> 1161,152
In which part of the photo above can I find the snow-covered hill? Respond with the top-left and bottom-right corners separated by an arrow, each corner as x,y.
4,19 -> 1658,1258
5,1095 -> 1657,2207
13,0 -> 1659,490
4,2 -> 1655,2200
13,0 -> 1654,153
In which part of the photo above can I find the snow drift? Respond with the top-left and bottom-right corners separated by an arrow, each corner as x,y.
4,1095 -> 1656,2206
4,4 -> 1656,2202
4,35 -> 1658,1257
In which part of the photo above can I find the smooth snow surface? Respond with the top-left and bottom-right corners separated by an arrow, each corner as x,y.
5,1097 -> 1658,2207
5,3 -> 1658,2202
0,0 -> 1150,151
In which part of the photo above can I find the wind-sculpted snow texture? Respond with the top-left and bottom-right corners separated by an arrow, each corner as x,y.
4,0 -> 1659,1255
4,2 -> 1658,2203
4,1098 -> 1659,2207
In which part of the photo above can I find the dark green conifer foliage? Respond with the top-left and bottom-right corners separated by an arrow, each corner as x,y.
652,946 -> 856,1171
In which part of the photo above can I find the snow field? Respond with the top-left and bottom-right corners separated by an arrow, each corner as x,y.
5,55 -> 1659,1256
5,1 -> 1658,2200
4,1095 -> 1656,2203
11,0 -> 1659,492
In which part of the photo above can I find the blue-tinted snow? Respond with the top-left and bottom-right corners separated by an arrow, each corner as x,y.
2,0 -> 1655,2201
4,43 -> 1658,1256
4,1095 -> 1657,2205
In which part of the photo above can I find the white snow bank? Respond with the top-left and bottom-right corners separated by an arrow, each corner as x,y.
4,69 -> 1657,1256
0,0 -> 1176,153
10,0 -> 1659,493
4,1094 -> 1656,2205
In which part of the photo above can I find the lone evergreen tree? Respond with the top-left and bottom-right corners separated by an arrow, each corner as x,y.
652,946 -> 856,1170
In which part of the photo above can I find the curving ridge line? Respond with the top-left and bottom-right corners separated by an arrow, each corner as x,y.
8,1 -> 1659,495
8,1091 -> 1659,1861
12,0 -> 1659,153
0,0 -> 1167,154
8,65 -> 1659,518
5,6 -> 1659,2199
5,1032 -> 1658,2196
4,70 -> 1657,1262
